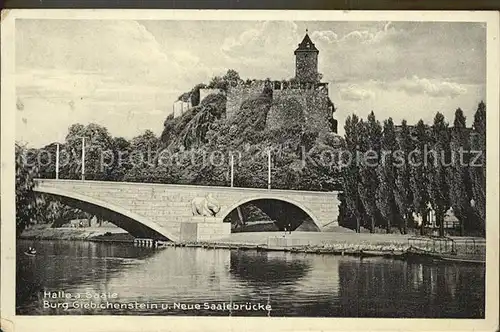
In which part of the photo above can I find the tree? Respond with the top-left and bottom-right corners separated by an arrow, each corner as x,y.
447,108 -> 471,236
393,120 -> 415,234
410,120 -> 431,235
341,115 -> 364,232
125,130 -> 162,182
208,75 -> 225,90
35,198 -> 90,227
109,137 -> 132,181
208,69 -> 241,91
84,123 -> 116,180
427,113 -> 451,237
36,142 -> 59,179
357,112 -> 382,233
15,143 -> 40,236
62,123 -> 114,180
469,101 -> 486,235
375,118 -> 397,233
223,69 -> 241,88
129,130 -> 161,166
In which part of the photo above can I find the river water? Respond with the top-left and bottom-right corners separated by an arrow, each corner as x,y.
16,240 -> 484,317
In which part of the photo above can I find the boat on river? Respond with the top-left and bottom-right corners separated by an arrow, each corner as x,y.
24,247 -> 37,257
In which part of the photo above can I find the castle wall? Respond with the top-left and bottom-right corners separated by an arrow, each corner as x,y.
173,100 -> 192,118
226,81 -> 266,119
226,80 -> 334,134
267,87 -> 331,133
199,88 -> 224,104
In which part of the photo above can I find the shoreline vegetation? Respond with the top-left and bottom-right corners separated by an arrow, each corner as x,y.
20,225 -> 485,264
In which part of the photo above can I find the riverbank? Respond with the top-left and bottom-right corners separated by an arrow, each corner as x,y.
20,224 -> 131,242
176,232 -> 411,259
128,233 -> 484,264
204,232 -> 485,262
20,226 -> 485,263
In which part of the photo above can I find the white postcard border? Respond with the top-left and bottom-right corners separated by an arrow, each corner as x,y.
1,9 -> 499,332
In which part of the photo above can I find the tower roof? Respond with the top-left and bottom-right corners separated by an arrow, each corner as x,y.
294,32 -> 319,54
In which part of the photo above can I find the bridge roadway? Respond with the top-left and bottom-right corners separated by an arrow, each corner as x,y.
33,179 -> 341,242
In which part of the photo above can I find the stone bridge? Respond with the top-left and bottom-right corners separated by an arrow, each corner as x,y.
33,179 -> 341,242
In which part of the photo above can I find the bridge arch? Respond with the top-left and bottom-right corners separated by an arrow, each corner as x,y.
35,186 -> 179,241
220,196 -> 322,231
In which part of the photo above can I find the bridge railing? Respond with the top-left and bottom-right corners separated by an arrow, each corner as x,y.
407,236 -> 456,254
266,236 -> 315,248
34,178 -> 342,195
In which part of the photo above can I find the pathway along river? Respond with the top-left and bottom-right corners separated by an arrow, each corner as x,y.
16,239 -> 484,317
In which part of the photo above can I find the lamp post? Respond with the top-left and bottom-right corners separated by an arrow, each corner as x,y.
55,143 -> 60,180
267,149 -> 271,190
230,153 -> 234,188
80,137 -> 86,181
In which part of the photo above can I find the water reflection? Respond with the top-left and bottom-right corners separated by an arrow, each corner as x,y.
17,241 -> 154,313
229,251 -> 311,284
337,258 -> 485,318
16,240 -> 484,317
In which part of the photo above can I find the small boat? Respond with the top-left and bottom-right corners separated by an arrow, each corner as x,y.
24,246 -> 37,257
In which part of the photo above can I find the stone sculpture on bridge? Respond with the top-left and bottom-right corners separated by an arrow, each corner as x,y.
191,193 -> 221,217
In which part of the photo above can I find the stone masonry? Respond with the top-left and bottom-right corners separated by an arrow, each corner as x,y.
266,84 -> 332,134
225,80 -> 266,119
34,179 -> 341,242
224,31 -> 337,133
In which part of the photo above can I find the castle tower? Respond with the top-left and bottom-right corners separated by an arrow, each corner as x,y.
294,30 -> 319,82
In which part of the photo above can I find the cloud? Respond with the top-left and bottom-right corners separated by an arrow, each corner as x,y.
312,21 -> 402,46
312,22 -> 485,86
311,24 -> 407,83
339,85 -> 375,101
16,20 -> 204,90
16,68 -> 105,100
147,109 -> 165,115
395,76 -> 467,98
311,30 -> 338,43
15,20 -> 200,147
220,21 -> 300,78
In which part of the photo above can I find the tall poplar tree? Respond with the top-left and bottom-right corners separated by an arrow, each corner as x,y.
427,112 -> 451,237
469,101 -> 486,235
341,115 -> 364,233
358,112 -> 382,233
410,120 -> 431,235
393,120 -> 414,234
448,108 -> 470,236
376,118 -> 397,233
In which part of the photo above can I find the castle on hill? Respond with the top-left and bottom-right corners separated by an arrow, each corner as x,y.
173,31 -> 338,134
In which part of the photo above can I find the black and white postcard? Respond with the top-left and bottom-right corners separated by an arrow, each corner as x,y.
1,9 -> 499,332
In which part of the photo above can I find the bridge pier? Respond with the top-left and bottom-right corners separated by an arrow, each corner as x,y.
180,217 -> 231,242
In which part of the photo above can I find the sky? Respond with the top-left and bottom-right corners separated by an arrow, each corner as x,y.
15,20 -> 486,147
